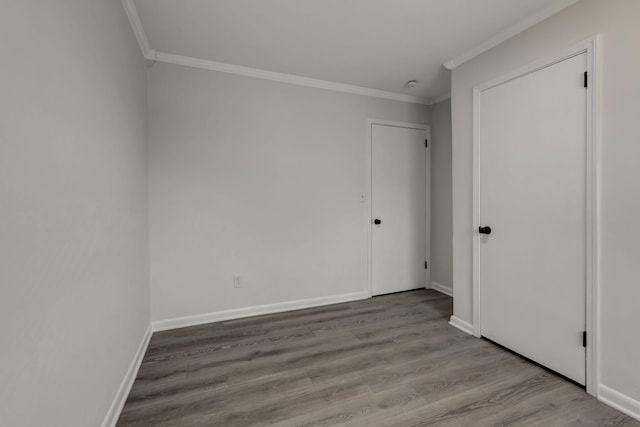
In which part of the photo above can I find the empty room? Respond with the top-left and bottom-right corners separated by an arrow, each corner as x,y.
2,0 -> 639,426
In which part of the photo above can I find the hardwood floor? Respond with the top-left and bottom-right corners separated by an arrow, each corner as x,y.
118,290 -> 638,426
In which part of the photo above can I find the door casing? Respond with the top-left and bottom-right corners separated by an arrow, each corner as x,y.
366,119 -> 431,297
471,36 -> 599,395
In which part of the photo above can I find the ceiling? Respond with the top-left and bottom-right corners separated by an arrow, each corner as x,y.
129,0 -> 579,103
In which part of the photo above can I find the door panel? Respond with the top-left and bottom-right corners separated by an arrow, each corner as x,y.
371,124 -> 426,296
479,53 -> 587,384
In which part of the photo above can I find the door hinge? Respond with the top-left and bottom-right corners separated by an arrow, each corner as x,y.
425,261 -> 428,269
582,331 -> 587,347
584,71 -> 588,88
425,139 -> 428,148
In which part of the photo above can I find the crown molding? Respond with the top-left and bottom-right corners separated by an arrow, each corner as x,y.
121,0 -> 430,105
430,92 -> 451,104
443,0 -> 581,70
154,51 -> 431,105
122,0 -> 581,103
122,0 -> 152,57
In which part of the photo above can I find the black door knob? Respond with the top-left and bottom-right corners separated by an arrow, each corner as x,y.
374,219 -> 382,225
479,226 -> 492,235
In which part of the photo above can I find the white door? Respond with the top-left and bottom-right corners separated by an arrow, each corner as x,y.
371,124 -> 429,296
479,53 -> 587,384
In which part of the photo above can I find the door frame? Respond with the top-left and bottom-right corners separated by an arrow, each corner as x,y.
366,119 -> 431,297
471,36 -> 600,395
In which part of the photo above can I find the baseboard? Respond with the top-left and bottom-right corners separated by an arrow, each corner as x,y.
152,291 -> 372,332
449,315 -> 474,335
598,384 -> 640,421
430,281 -> 453,297
101,324 -> 152,427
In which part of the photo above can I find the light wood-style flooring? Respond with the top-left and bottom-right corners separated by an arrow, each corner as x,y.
117,290 -> 639,426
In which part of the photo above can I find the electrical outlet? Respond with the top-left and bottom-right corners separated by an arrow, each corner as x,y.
233,274 -> 242,288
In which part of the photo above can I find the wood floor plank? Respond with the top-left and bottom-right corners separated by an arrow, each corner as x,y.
124,364 -> 228,410
117,290 -> 640,427
226,305 -> 386,334
118,368 -> 313,426
221,302 -> 359,330
360,341 -> 513,393
227,335 -> 394,385
268,385 -> 427,427
369,368 -> 555,427
145,324 -> 267,357
526,394 -> 638,427
305,351 -> 388,386
480,379 -> 591,426
206,377 -> 373,426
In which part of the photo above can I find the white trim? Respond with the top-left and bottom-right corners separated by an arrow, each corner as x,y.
366,119 -> 429,131
472,84 -> 482,338
101,324 -> 152,427
121,0 -> 154,59
474,38 -> 595,93
443,0 -> 581,70
121,0 -> 579,103
430,92 -> 451,105
366,120 -> 373,299
471,37 -> 599,395
430,281 -> 453,297
119,2 -> 433,105
449,316 -> 473,335
366,120 -> 430,297
152,291 -> 370,332
154,52 -> 431,105
145,49 -> 158,62
425,127 -> 432,293
585,35 -> 601,397
599,385 -> 640,422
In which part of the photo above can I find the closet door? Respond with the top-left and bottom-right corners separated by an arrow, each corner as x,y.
479,53 -> 587,384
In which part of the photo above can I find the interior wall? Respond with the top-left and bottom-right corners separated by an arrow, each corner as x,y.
451,0 -> 640,404
148,62 -> 430,322
0,1 -> 149,426
429,99 -> 453,293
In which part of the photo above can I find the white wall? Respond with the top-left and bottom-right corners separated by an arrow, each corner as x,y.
451,0 -> 640,406
429,99 -> 453,293
148,62 -> 430,322
0,1 -> 149,426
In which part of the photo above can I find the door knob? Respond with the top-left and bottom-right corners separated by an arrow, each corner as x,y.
374,219 -> 382,225
479,226 -> 492,235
